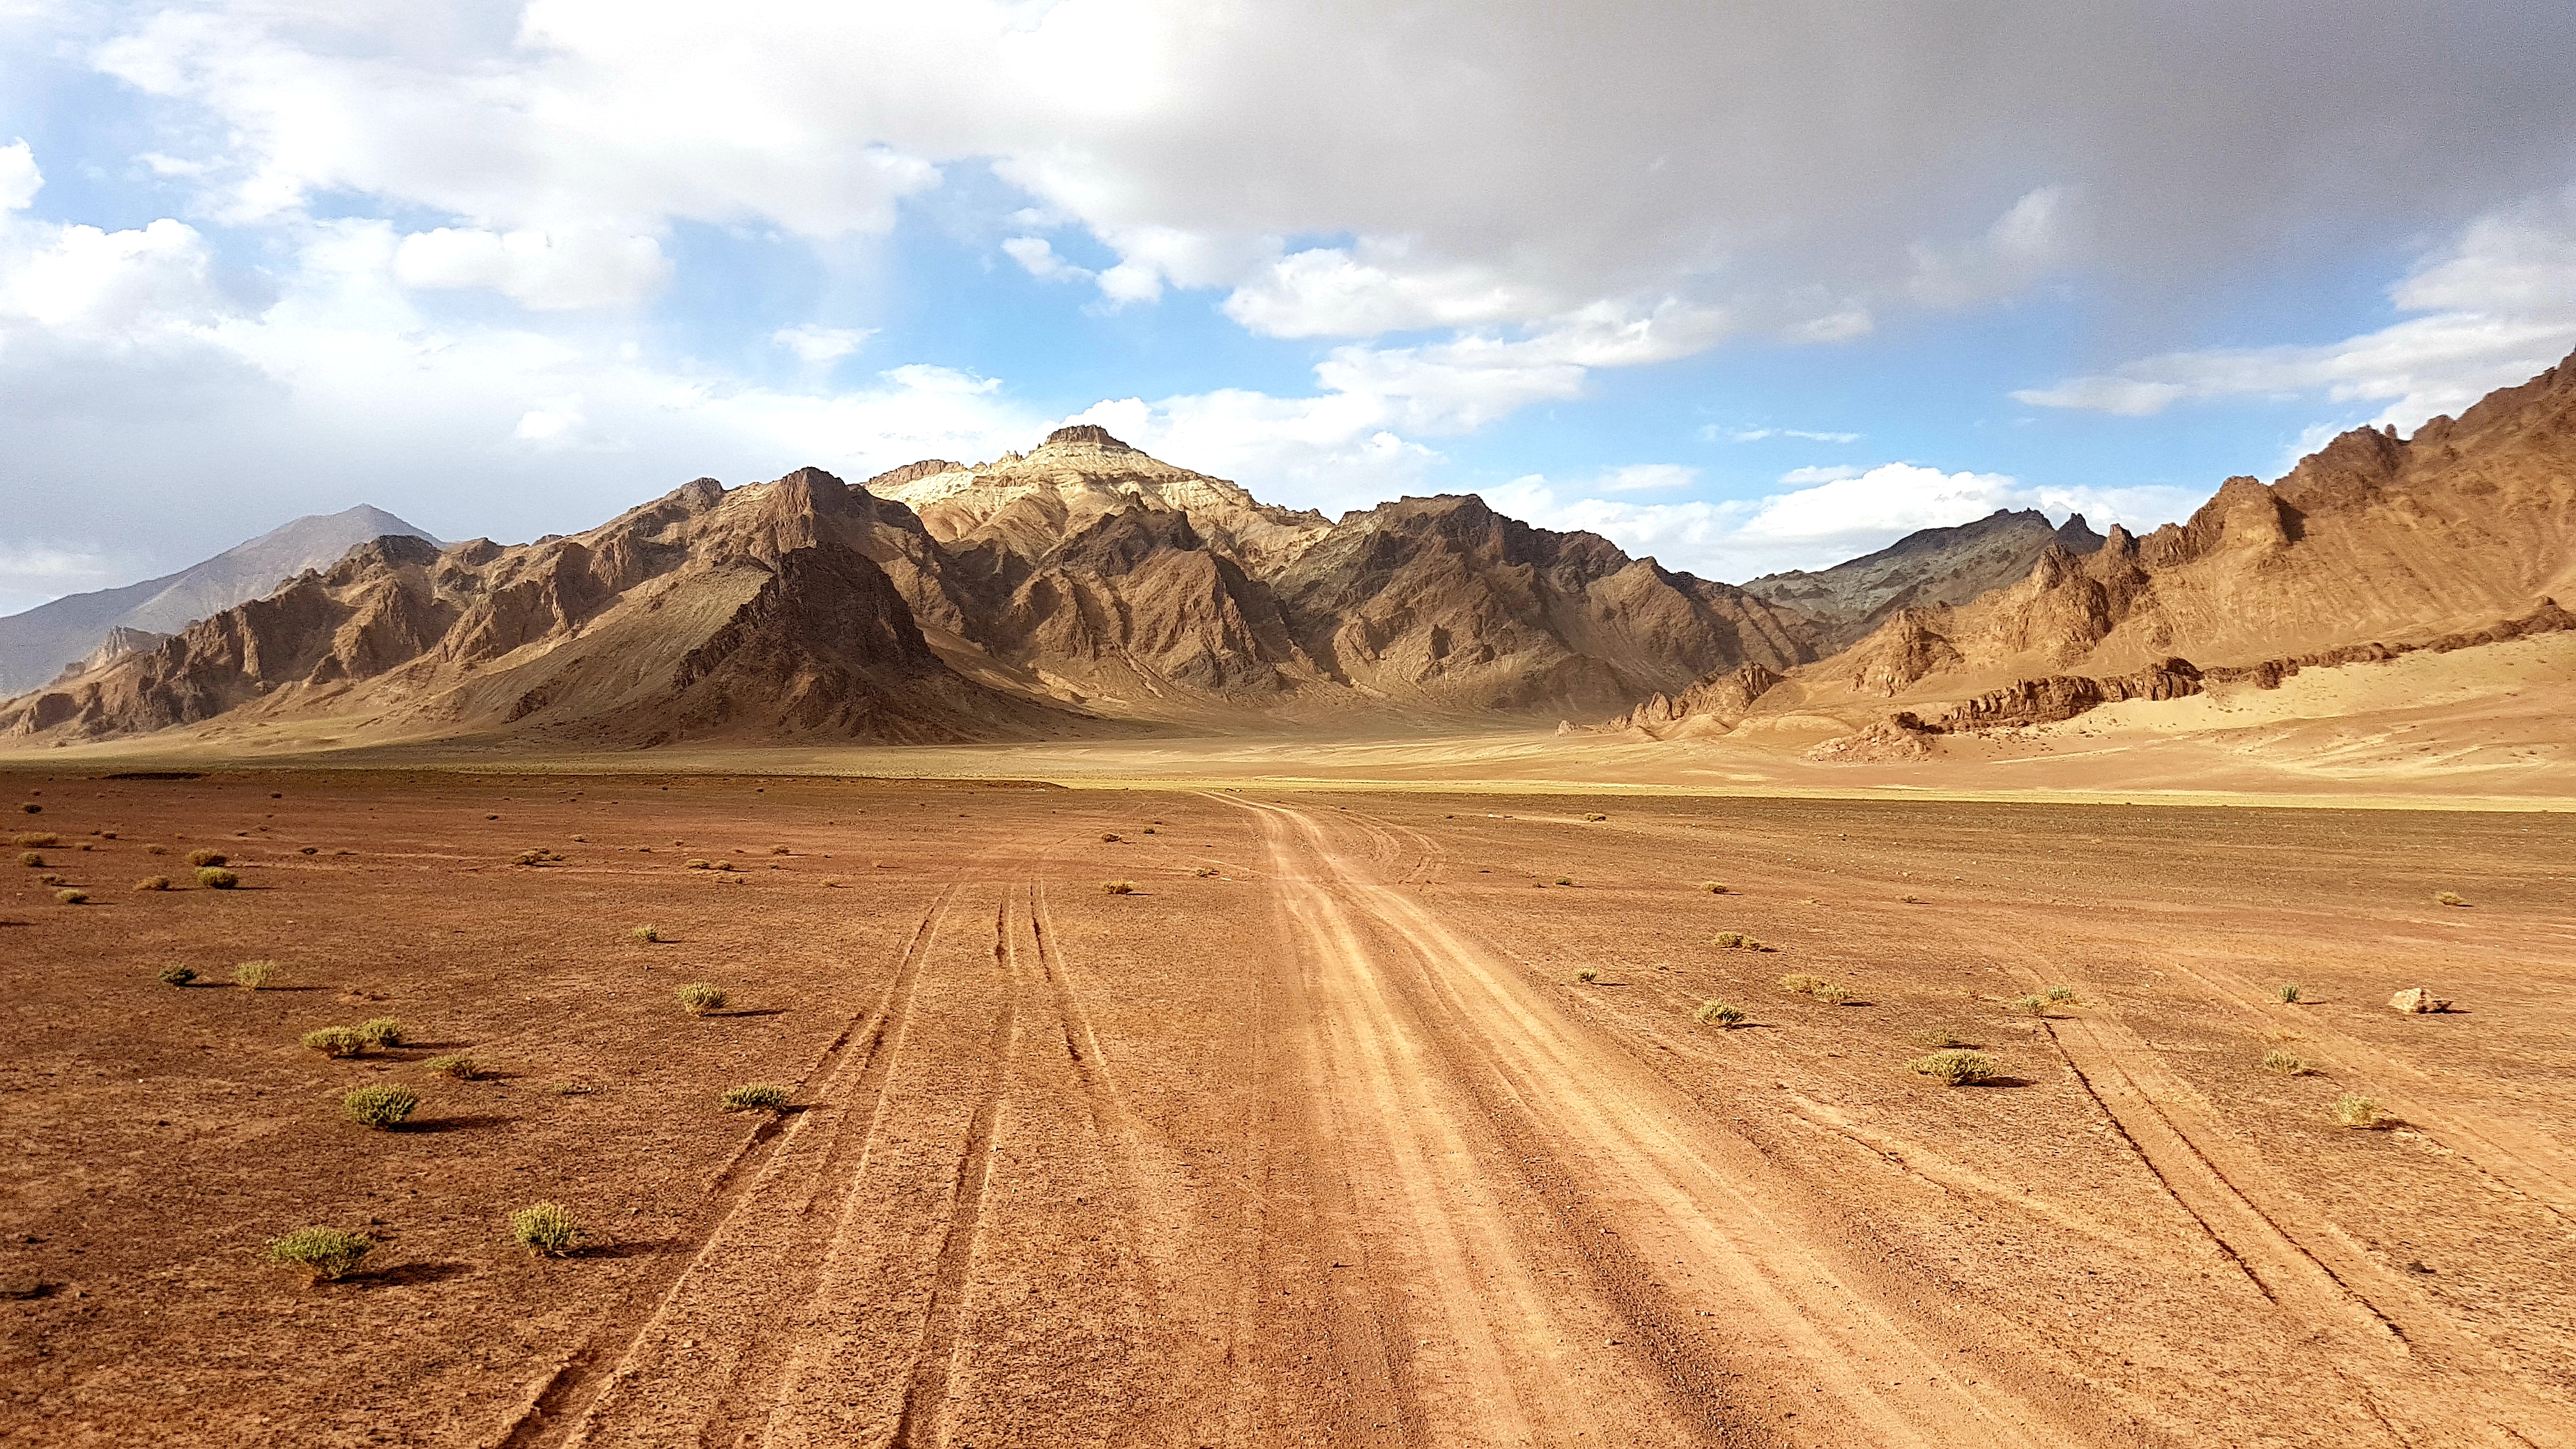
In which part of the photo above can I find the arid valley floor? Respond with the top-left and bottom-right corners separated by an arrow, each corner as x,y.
4,769 -> 2575,1447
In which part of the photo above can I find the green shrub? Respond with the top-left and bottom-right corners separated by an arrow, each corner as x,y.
2276,983 -> 2303,1004
2002,993 -> 2050,1016
1776,972 -> 1827,994
54,889 -> 86,905
1908,1028 -> 1974,1050
1583,813 -> 1607,822
2333,1094 -> 2384,1128
355,1018 -> 405,1048
17,852 -> 40,868
1574,967 -> 1598,983
1910,1049 -> 1997,1085
1712,932 -> 1770,951
2043,985 -> 2077,1004
423,1054 -> 480,1080
196,866 -> 240,889
720,1083 -> 790,1112
1694,1000 -> 1745,1028
1102,880 -> 1135,894
1812,983 -> 1853,1005
1555,877 -> 1573,886
2434,891 -> 2465,907
509,1202 -> 585,1257
2261,1050 -> 2312,1076
685,859 -> 711,870
1192,866 -> 1217,877
234,960 -> 277,990
134,875 -> 170,891
158,965 -> 197,986
677,982 -> 728,1015
630,925 -> 659,943
185,848 -> 227,868
342,1084 -> 419,1129
303,1027 -> 367,1058
268,1227 -> 372,1282
1701,881 -> 1729,894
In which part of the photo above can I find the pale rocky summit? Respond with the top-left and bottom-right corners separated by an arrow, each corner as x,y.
1744,509 -> 2105,652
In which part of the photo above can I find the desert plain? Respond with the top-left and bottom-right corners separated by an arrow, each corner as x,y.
4,763 -> 2572,1448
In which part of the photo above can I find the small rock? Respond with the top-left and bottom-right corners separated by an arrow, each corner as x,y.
2389,987 -> 2450,1014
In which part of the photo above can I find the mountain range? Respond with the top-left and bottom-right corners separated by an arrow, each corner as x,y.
4,349 -> 2572,756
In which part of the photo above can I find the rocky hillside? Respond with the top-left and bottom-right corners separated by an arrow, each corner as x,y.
0,427 -> 1826,746
0,505 -> 437,694
1742,509 -> 2104,651
1602,346 -> 2576,742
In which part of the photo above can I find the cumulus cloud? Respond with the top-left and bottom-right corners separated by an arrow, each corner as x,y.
2016,186 -> 2576,427
0,140 -> 38,211
392,227 -> 673,310
772,325 -> 875,364
1595,464 -> 1698,493
1489,462 -> 2199,582
1002,236 -> 1092,284
1908,186 -> 2083,309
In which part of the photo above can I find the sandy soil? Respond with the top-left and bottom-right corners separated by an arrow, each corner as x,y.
4,770 -> 2574,1446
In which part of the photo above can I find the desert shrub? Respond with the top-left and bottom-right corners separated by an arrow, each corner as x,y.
54,889 -> 86,905
17,852 -> 40,868
1101,832 -> 1121,842
134,876 -> 170,891
2262,1050 -> 2313,1076
769,845 -> 790,854
303,1027 -> 367,1058
34,873 -> 60,885
19,802 -> 39,814
685,859 -> 711,870
1694,1000 -> 1746,1028
1909,1049 -> 1997,1085
423,1054 -> 480,1080
1584,812 -> 1607,822
1701,882 -> 1729,894
2434,891 -> 2465,907
1102,880 -> 1135,895
2276,983 -> 2303,1004
159,965 -> 197,986
631,925 -> 659,943
2333,1094 -> 2384,1128
1812,983 -> 1853,1005
1900,894 -> 1926,905
2043,985 -> 2077,1004
196,866 -> 240,889
509,1201 -> 585,1256
1141,827 -> 1156,835
342,1084 -> 419,1129
2002,993 -> 2051,1016
1777,972 -> 1827,994
355,1018 -> 405,1048
143,844 -> 167,855
185,848 -> 227,868
1908,1028 -> 1974,1049
299,846 -> 317,855
1575,967 -> 1598,983
1712,932 -> 1770,951
1555,877 -> 1574,886
268,1227 -> 372,1281
720,1083 -> 789,1112
12,832 -> 57,848
1192,866 -> 1217,877
677,982 -> 728,1015
711,861 -> 735,872
234,960 -> 277,990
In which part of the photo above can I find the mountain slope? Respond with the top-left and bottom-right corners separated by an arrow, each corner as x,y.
0,505 -> 439,694
1741,508 -> 2104,651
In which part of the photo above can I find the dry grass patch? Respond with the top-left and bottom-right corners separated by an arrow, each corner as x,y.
185,848 -> 227,868
1712,931 -> 1772,952
355,1018 -> 405,1048
2262,1049 -> 2313,1076
12,832 -> 57,848
2276,982 -> 2303,1004
17,852 -> 41,868
423,1054 -> 481,1080
195,866 -> 239,889
676,983 -> 728,1015
268,1227 -> 372,1282
1699,881 -> 1729,894
720,1083 -> 790,1112
1102,880 -> 1135,895
2434,891 -> 2466,907
509,1202 -> 586,1257
1574,967 -> 1598,983
1908,1028 -> 1975,1050
54,889 -> 86,905
1694,1000 -> 1746,1028
233,960 -> 277,990
302,1027 -> 367,1058
1909,1049 -> 1997,1085
630,924 -> 660,943
2333,1094 -> 2386,1128
341,1084 -> 419,1130
134,875 -> 169,891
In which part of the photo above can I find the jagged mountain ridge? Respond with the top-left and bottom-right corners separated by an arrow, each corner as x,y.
1,427 -> 1834,746
1741,509 -> 2106,652
1601,346 -> 2576,742
0,505 -> 439,695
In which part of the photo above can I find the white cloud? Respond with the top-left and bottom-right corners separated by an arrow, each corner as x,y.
1908,185 -> 2082,309
1487,461 -> 2199,581
2016,185 -> 2576,428
0,140 -> 38,211
1002,236 -> 1092,284
1707,425 -> 1862,444
1,215 -> 236,336
391,227 -> 672,310
1595,464 -> 1698,493
772,324 -> 875,364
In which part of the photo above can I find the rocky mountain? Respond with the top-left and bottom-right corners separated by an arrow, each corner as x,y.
1604,346 -> 2576,742
0,427 -> 1824,746
0,505 -> 438,695
1742,509 -> 2105,652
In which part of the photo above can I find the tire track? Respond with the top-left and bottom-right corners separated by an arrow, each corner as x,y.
1234,795 -> 2079,1449
496,885 -> 956,1449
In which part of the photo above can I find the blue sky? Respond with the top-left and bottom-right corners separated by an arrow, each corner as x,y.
6,1 -> 2576,613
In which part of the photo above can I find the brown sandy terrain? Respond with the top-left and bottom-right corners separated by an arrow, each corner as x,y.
5,769 -> 2574,1446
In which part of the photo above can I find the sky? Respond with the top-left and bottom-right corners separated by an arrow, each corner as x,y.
6,1 -> 2576,615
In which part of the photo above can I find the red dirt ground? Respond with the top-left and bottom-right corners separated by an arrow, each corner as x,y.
3,770 -> 2573,1446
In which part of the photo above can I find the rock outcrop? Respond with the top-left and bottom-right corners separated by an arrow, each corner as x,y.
1744,509 -> 2104,652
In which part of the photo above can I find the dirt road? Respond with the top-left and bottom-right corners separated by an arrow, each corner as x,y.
8,774 -> 2573,1446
